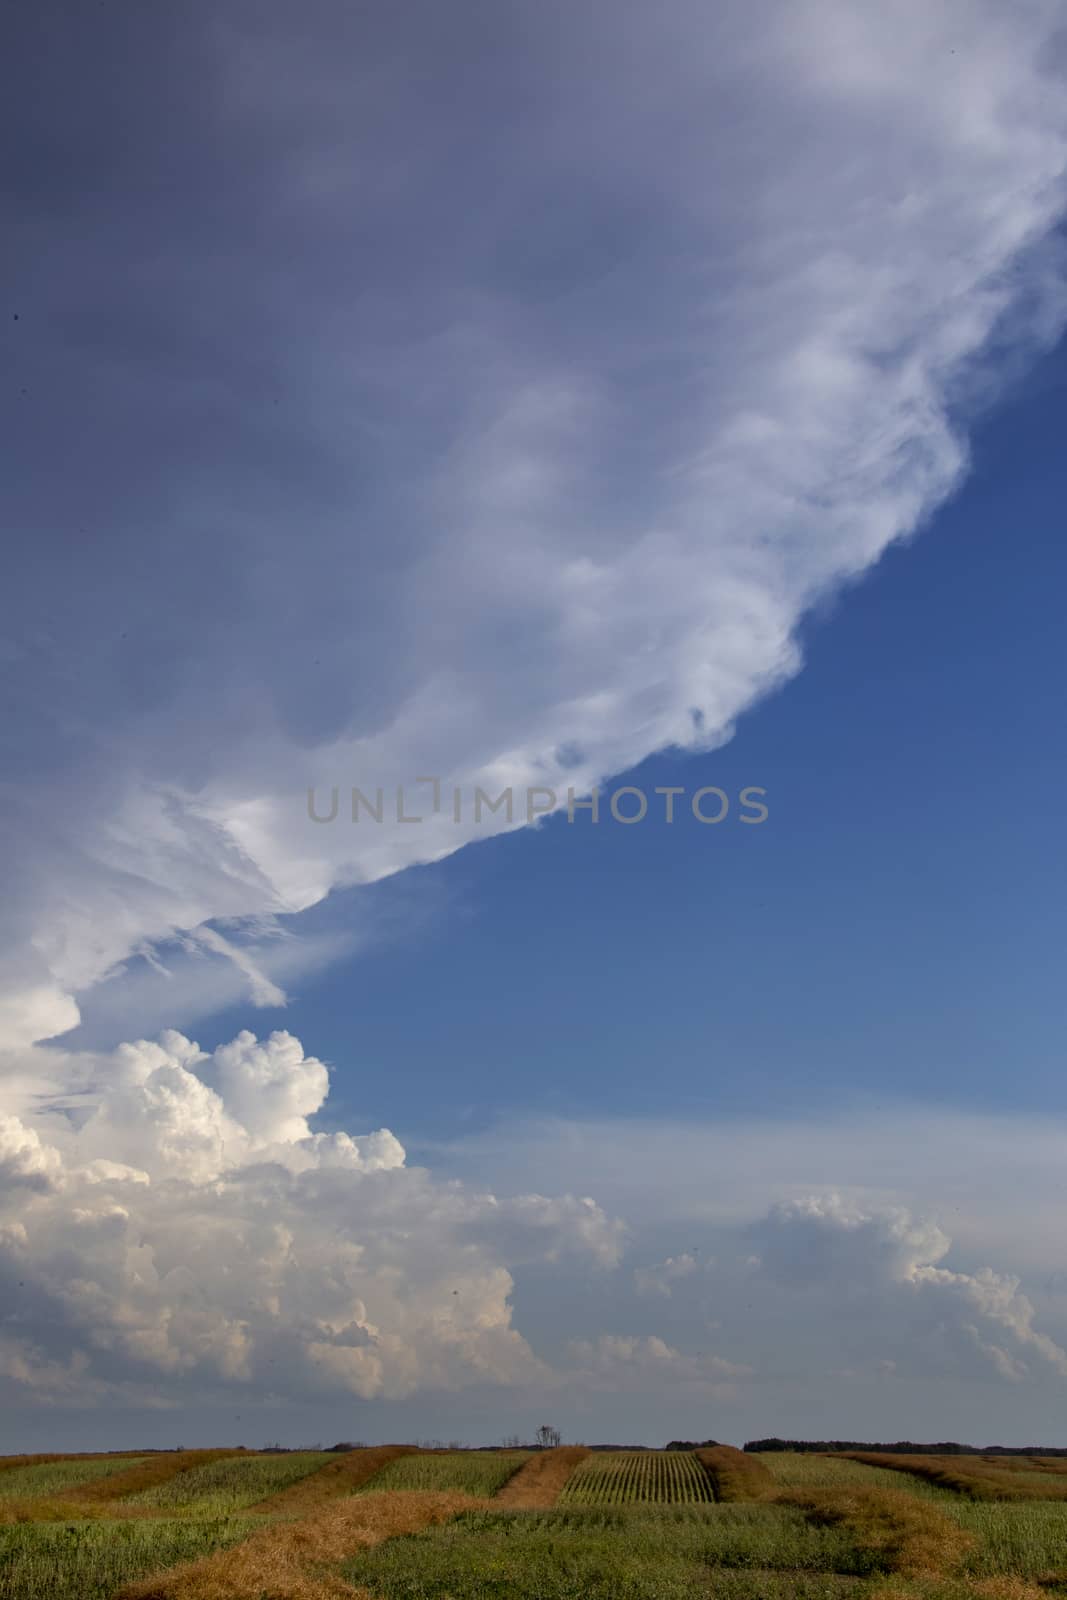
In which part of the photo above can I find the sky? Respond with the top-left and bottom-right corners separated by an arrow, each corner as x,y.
3,0 -> 1067,1451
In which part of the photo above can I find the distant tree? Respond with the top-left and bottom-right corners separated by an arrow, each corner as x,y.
535,1424 -> 562,1449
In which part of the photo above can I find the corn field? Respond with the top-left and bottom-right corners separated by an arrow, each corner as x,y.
558,1451 -> 714,1505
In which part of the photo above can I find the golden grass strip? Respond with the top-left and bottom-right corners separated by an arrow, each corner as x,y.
491,1446 -> 591,1508
0,1451 -> 143,1475
0,1496 -> 165,1524
781,1484 -> 976,1579
57,1450 -> 250,1505
838,1453 -> 1067,1501
869,1581 -> 1048,1600
248,1447 -> 419,1515
115,1488 -> 482,1600
984,1455 -> 1067,1477
695,1445 -> 777,1502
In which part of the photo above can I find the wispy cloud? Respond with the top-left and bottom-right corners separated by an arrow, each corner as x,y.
2,1 -> 1066,1039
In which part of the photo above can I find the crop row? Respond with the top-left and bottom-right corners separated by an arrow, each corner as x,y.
558,1451 -> 714,1505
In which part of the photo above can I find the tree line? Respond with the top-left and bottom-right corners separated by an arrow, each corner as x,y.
743,1438 -> 1067,1456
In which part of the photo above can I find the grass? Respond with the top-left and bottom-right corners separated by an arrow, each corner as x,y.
696,1447 -> 776,1502
0,1459 -> 150,1502
356,1453 -> 530,1498
342,1503 -> 871,1598
757,1455 -> 957,1501
840,1453 -> 1067,1502
248,1447 -> 418,1515
492,1447 -> 590,1508
943,1500 -> 1067,1581
777,1486 -> 976,1580
557,1451 -> 715,1505
69,1455 -> 250,1507
116,1489 -> 481,1600
126,1454 -> 333,1515
0,1516 -> 258,1600
6,1447 -> 1067,1600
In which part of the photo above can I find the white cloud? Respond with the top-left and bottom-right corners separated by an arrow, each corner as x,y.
5,1 -> 1067,1432
0,1115 -> 62,1195
435,1108 -> 1067,1277
434,1110 -> 1067,1405
754,1194 -> 952,1290
2,0 -> 1066,1035
5,1046 -> 1067,1414
752,1193 -> 1067,1384
0,1028 -> 622,1408
567,1334 -> 749,1396
634,1253 -> 702,1298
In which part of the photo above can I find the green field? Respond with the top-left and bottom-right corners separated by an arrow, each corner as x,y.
946,1498 -> 1067,1580
359,1452 -> 531,1497
343,1504 -> 873,1599
558,1451 -> 715,1505
6,1446 -> 1067,1599
0,1517 -> 258,1600
752,1452 -> 958,1500
0,1459 -> 149,1502
124,1452 -> 332,1514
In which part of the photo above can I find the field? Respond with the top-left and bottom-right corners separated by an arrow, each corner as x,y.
343,1504 -> 867,1599
0,1459 -> 150,1501
756,1452 -> 958,1501
558,1450 -> 715,1505
0,1518 -> 258,1600
5,1443 -> 1067,1599
355,1453 -> 530,1497
124,1452 -> 333,1514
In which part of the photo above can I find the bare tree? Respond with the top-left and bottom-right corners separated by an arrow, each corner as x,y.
535,1424 -> 562,1449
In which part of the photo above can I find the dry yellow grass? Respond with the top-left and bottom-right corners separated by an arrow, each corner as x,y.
0,1451 -> 141,1476
248,1447 -> 418,1515
58,1450 -> 250,1505
781,1485 -> 976,1579
840,1453 -> 1067,1502
116,1488 -> 483,1600
870,1578 -> 1047,1600
491,1446 -> 590,1508
982,1455 -> 1067,1478
0,1496 -> 136,1524
0,1454 -> 252,1524
695,1445 -> 777,1502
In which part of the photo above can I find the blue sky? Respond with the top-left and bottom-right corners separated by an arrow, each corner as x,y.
176,334 -> 1067,1138
4,1 -> 1067,1451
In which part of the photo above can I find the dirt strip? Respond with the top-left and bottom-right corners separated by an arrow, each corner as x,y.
695,1445 -> 776,1502
117,1488 -> 483,1600
492,1446 -> 591,1508
248,1447 -> 419,1516
0,1451 -> 147,1476
781,1484 -> 975,1579
839,1452 -> 1067,1501
58,1449 -> 251,1504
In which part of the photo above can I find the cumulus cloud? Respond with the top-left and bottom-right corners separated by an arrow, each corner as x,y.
0,1028 -> 621,1407
753,1194 -> 952,1290
4,0 -> 1067,1430
0,1116 -> 62,1195
567,1334 -> 749,1396
634,1253 -> 703,1298
3,0 -> 1067,1034
752,1194 -> 1067,1383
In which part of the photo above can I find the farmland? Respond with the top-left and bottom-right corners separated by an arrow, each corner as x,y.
355,1452 -> 530,1498
558,1449 -> 715,1505
4,1443 -> 1067,1598
125,1452 -> 333,1514
0,1459 -> 150,1502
